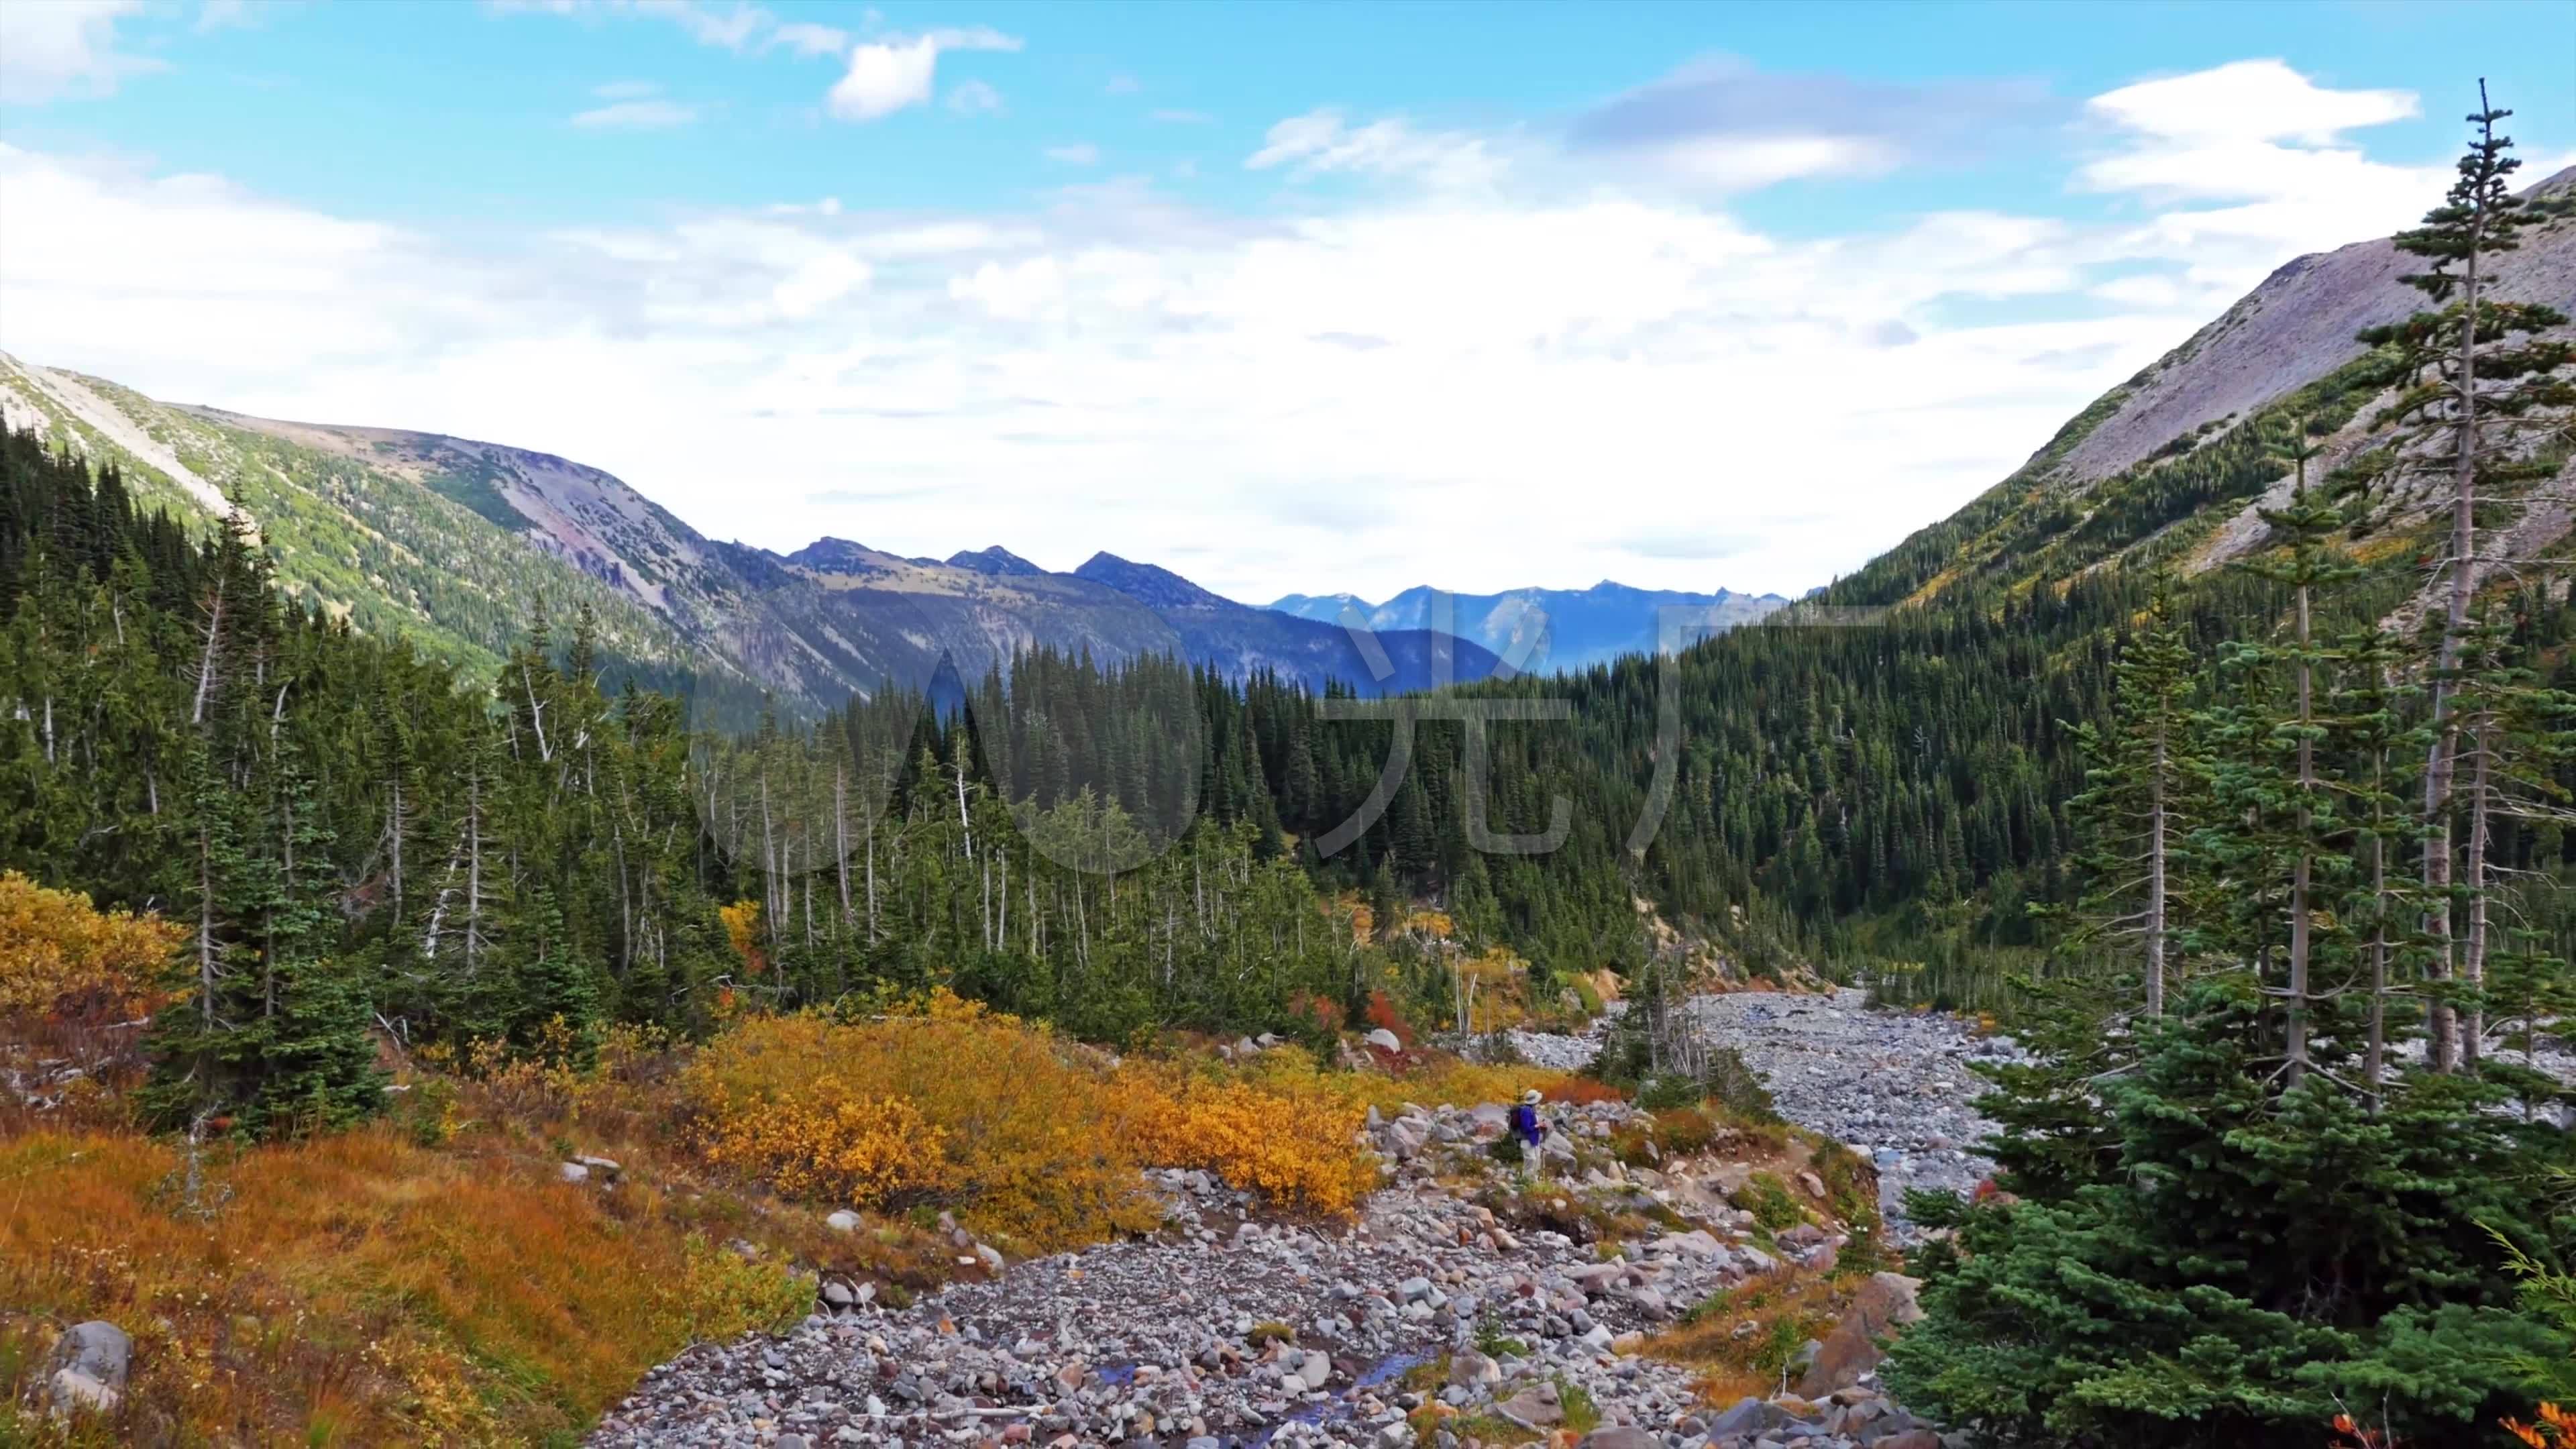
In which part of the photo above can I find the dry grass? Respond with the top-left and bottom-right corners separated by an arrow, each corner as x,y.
0,1123 -> 808,1446
1646,1267 -> 1846,1405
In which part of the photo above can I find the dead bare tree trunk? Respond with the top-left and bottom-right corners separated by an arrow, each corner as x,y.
2461,721 -> 2492,1068
191,572 -> 227,727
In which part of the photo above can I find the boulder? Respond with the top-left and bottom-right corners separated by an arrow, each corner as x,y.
1363,1028 -> 1403,1052
1494,1389 -> 1563,1427
44,1321 -> 129,1420
1707,1396 -> 1785,1437
1578,1430 -> 1659,1449
1444,1349 -> 1500,1388
1794,1272 -> 1924,1398
825,1210 -> 861,1232
559,1161 -> 590,1184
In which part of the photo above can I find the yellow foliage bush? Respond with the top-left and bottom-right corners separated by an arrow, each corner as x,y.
0,871 -> 183,1017
684,992 -> 1383,1248
698,1080 -> 949,1204
684,994 -> 1161,1249
1111,1063 -> 1377,1216
718,898 -> 765,975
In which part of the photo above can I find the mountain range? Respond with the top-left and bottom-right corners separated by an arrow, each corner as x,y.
0,362 -> 1504,719
4,166 -> 2570,726
1269,582 -> 1788,674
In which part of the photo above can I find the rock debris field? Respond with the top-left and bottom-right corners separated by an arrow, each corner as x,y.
1473,989 -> 2019,1234
1682,991 -> 2019,1228
592,996 -> 1991,1448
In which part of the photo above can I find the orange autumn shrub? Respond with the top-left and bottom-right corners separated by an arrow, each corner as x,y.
693,1074 -> 949,1204
682,992 -> 1163,1250
2506,1403 -> 2576,1447
0,870 -> 183,1018
685,992 -> 1384,1246
1111,1063 -> 1377,1215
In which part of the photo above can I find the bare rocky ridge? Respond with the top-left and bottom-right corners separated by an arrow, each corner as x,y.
2053,164 -> 2576,492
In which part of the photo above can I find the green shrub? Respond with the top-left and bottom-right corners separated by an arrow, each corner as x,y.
1733,1172 -> 1806,1232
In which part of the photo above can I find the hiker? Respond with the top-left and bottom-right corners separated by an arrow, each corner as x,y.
1509,1088 -> 1547,1159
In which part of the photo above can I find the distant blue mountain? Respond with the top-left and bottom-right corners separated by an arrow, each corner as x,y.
764,540 -> 1501,698
1076,553 -> 1505,694
1268,581 -> 1788,673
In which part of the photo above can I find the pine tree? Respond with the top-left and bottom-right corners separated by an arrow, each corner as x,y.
2060,574 -> 2199,1016
2353,83 -> 2576,1069
2250,417 -> 2359,1084
2323,621 -> 2429,1106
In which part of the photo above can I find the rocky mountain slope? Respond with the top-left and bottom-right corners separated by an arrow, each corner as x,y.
1831,164 -> 2576,614
0,359 -> 1499,713
1271,583 -> 1788,674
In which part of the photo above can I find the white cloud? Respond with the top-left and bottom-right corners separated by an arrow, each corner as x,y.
1247,110 -> 1506,192
2074,59 -> 2451,311
767,20 -> 847,56
0,61 -> 2500,603
828,27 -> 1020,122
1648,133 -> 1896,190
635,0 -> 769,50
0,0 -> 159,104
572,98 -> 702,129
1044,143 -> 1102,166
2088,59 -> 2416,146
499,1 -> 856,58
948,78 -> 1004,115
197,0 -> 258,32
948,256 -> 1065,320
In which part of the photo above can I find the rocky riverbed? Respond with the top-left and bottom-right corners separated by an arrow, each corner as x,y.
1682,991 -> 2017,1229
1462,990 -> 2018,1236
590,1096 -> 1954,1449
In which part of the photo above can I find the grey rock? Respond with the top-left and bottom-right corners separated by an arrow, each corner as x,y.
46,1322 -> 129,1389
45,1322 -> 129,1419
1709,1397 -> 1786,1437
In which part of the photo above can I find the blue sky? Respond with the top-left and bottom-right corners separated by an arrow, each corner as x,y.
1,1 -> 2569,600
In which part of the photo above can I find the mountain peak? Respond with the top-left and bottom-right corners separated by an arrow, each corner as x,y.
948,545 -> 1046,577
1073,553 -> 1230,609
785,537 -> 890,573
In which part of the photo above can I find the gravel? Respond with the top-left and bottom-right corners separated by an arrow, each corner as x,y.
590,1096 -> 1953,1448
1685,990 -> 2021,1234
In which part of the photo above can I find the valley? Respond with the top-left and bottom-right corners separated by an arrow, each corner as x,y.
3,48 -> 2575,1449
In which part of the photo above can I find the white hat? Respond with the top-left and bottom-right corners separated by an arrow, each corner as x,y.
1519,1089 -> 1542,1106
